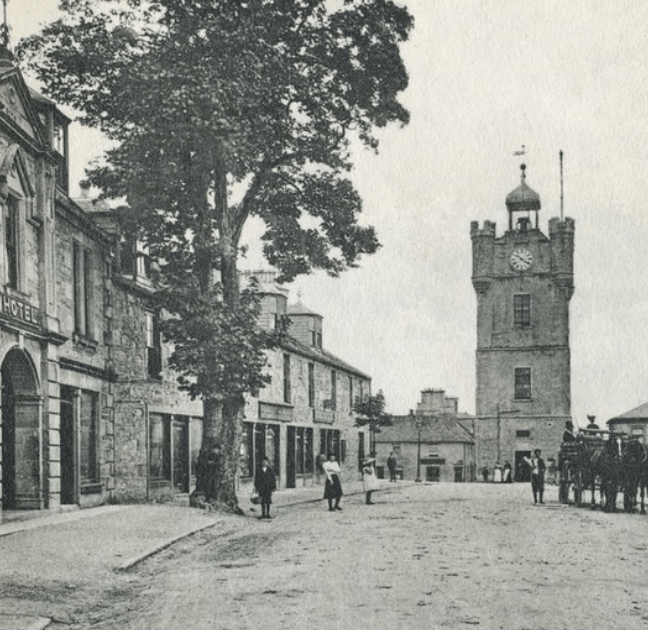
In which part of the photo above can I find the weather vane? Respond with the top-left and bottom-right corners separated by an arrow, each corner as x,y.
513,144 -> 526,157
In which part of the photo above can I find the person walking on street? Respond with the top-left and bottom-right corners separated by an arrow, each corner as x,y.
254,457 -> 277,519
362,457 -> 380,504
502,461 -> 513,483
323,454 -> 343,511
523,449 -> 546,504
387,451 -> 398,482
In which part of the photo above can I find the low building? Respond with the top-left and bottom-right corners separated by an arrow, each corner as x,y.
240,271 -> 371,491
374,389 -> 476,482
607,403 -> 648,442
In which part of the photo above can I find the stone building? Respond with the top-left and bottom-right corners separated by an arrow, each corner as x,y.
0,50 -> 119,520
0,48 -> 371,523
240,271 -> 371,491
374,389 -> 475,482
607,403 -> 648,443
471,164 -> 574,480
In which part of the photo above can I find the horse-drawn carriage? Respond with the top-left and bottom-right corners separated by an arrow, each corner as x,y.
558,430 -> 647,513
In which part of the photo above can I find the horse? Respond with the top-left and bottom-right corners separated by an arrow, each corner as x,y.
621,438 -> 648,514
583,435 -> 622,512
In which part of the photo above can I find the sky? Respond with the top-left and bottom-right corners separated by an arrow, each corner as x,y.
13,1 -> 648,424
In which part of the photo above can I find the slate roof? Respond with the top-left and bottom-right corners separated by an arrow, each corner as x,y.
375,413 -> 474,444
608,402 -> 648,423
280,334 -> 370,380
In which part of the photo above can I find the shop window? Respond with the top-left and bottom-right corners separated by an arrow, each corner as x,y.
149,413 -> 171,481
240,422 -> 254,478
320,428 -> 340,459
73,242 -> 93,338
426,466 -> 441,482
79,390 -> 99,485
514,368 -> 532,400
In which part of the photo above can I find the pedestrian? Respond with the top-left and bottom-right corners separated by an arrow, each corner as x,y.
523,449 -> 546,504
481,465 -> 490,482
502,461 -> 513,483
362,457 -> 379,504
253,457 -> 277,519
493,462 -> 502,483
387,451 -> 398,482
323,454 -> 343,511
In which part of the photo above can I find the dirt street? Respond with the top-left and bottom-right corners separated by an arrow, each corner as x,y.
10,482 -> 648,629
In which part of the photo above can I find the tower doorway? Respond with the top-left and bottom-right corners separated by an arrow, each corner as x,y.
1,348 -> 41,510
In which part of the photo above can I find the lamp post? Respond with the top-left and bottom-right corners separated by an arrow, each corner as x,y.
410,409 -> 423,483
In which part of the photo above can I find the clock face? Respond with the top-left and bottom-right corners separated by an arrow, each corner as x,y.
510,248 -> 532,271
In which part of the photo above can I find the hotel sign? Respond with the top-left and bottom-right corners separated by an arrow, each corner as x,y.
0,292 -> 39,327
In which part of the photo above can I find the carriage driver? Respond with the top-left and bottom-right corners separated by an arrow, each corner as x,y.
562,420 -> 577,443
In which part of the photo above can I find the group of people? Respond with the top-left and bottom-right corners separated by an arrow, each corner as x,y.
251,452 -> 384,519
481,461 -> 513,483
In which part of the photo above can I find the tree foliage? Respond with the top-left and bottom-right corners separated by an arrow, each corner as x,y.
18,0 -> 413,510
354,390 -> 392,457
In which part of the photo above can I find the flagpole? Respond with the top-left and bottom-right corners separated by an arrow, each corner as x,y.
559,150 -> 564,221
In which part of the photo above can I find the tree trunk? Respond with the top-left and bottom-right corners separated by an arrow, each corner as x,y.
190,138 -> 246,514
191,395 -> 244,513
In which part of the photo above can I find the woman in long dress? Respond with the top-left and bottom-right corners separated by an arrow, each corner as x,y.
362,457 -> 380,504
323,454 -> 343,511
493,462 -> 502,483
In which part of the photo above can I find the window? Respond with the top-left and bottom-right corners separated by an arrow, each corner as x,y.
79,390 -> 99,485
146,312 -> 162,379
4,196 -> 18,289
515,368 -> 532,400
293,427 -> 314,475
348,376 -> 354,412
330,370 -> 337,411
308,363 -> 315,408
149,413 -> 171,481
317,332 -> 322,348
121,237 -> 152,281
73,242 -> 92,338
514,294 -> 531,327
516,429 -> 531,438
311,330 -> 316,347
320,428 -> 340,459
283,353 -> 291,403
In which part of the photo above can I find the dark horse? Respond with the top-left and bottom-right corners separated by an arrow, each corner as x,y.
583,435 -> 623,511
621,438 -> 647,513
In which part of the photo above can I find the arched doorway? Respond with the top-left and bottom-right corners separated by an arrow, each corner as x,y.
1,348 -> 41,510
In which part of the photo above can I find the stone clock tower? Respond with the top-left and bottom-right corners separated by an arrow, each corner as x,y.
471,165 -> 574,479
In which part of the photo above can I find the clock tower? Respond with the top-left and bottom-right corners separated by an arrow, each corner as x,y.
471,164 -> 574,479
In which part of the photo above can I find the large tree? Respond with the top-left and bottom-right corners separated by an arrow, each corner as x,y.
19,0 -> 413,512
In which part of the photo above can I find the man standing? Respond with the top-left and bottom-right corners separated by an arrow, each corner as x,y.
523,449 -> 546,504
387,451 -> 398,482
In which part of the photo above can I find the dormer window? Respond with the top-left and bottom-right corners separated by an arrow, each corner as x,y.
121,237 -> 152,283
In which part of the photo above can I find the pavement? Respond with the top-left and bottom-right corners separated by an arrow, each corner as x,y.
0,478 -> 383,630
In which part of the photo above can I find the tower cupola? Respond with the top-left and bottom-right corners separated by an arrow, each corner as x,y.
505,164 -> 540,231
